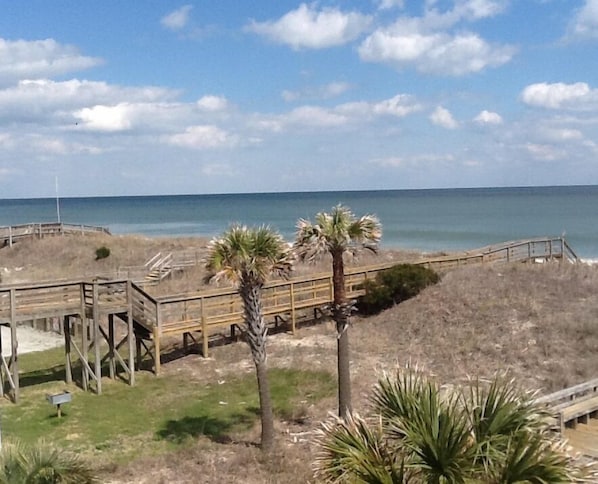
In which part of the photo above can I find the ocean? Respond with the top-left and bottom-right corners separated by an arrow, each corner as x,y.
1,186 -> 597,259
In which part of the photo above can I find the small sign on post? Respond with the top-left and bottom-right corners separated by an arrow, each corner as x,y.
46,391 -> 72,418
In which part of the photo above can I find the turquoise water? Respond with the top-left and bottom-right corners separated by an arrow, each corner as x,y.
1,186 -> 597,258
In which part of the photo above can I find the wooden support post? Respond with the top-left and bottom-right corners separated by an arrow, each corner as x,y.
290,282 -> 296,335
81,316 -> 89,392
127,280 -> 135,386
0,321 -> 4,397
201,299 -> 208,358
153,326 -> 161,375
108,314 -> 115,379
8,226 -> 12,248
64,316 -> 72,384
136,337 -> 142,371
92,282 -> 102,394
10,289 -> 19,403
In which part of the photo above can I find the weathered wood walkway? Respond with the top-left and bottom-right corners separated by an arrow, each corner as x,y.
0,222 -> 110,247
0,236 -> 579,402
537,379 -> 598,458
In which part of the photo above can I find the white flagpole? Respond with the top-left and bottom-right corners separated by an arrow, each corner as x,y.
55,176 -> 61,223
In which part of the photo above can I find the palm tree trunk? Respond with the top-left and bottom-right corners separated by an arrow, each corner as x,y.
332,250 -> 352,419
241,282 -> 275,451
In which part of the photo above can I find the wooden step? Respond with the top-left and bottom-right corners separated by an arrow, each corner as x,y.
561,395 -> 598,429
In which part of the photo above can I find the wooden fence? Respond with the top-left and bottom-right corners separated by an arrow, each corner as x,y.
0,222 -> 110,247
0,236 -> 579,401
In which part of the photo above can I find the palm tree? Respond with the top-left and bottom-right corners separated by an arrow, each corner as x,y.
314,368 -> 591,483
294,205 -> 382,419
205,225 -> 293,451
0,439 -> 97,483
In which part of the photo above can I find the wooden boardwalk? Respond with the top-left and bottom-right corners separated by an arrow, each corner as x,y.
0,222 -> 110,247
537,379 -> 598,458
0,236 -> 579,402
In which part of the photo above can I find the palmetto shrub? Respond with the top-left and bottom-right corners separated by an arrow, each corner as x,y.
357,264 -> 439,315
0,439 -> 97,483
314,367 -> 594,483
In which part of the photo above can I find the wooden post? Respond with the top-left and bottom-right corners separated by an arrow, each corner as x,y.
153,326 -> 161,375
0,318 -> 4,397
8,226 -> 12,248
92,282 -> 102,394
108,313 -> 115,379
201,298 -> 208,357
64,316 -> 72,384
127,280 -> 135,386
154,303 -> 161,375
10,289 -> 18,402
290,282 -> 296,335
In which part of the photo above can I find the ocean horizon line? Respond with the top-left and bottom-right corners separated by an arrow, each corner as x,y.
1,183 -> 597,202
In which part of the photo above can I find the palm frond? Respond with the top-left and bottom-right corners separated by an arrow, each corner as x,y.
205,224 -> 293,286
294,205 -> 382,263
314,413 -> 408,484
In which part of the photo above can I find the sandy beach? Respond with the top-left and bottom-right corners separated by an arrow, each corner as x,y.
0,325 -> 63,355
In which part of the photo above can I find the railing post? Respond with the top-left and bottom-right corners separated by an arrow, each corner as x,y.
9,288 -> 18,403
92,282 -> 102,394
127,279 -> 135,386
201,298 -> 209,357
290,282 -> 296,335
8,226 -> 12,248
154,303 -> 162,375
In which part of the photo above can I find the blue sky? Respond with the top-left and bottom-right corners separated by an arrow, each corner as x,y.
1,0 -> 598,197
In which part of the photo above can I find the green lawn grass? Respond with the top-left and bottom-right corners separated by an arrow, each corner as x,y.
0,348 -> 335,463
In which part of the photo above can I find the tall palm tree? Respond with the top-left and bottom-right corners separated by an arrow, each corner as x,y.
314,368 -> 591,483
205,225 -> 293,451
294,205 -> 382,418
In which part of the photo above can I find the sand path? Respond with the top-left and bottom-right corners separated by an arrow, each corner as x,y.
0,325 -> 63,354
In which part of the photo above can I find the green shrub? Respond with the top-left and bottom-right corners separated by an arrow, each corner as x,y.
95,246 -> 110,260
357,264 -> 439,315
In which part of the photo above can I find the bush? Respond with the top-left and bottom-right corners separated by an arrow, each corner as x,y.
357,264 -> 439,315
95,246 -> 110,260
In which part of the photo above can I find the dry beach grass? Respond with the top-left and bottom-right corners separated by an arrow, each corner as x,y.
2,234 -> 598,482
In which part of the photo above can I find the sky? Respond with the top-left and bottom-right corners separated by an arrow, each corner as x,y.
1,0 -> 598,198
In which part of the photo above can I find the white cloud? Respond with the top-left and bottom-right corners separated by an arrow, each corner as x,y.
430,106 -> 459,129
257,93 -> 421,132
520,82 -> 598,110
167,125 -> 234,149
569,0 -> 598,39
359,27 -> 514,76
525,143 -> 566,161
0,38 -> 101,86
282,81 -> 351,102
197,95 -> 229,111
377,0 -> 404,10
161,5 -> 193,31
474,109 -> 503,124
246,4 -> 372,49
454,0 -> 507,20
286,106 -> 349,127
74,104 -> 134,132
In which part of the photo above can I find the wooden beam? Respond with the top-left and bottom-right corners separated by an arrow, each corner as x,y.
92,282 -> 102,394
64,316 -> 72,384
9,289 -> 18,402
127,280 -> 135,386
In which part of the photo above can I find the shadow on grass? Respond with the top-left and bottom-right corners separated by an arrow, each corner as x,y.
156,412 -> 255,444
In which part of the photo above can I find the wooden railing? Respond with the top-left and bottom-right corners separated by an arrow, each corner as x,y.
0,222 -> 110,247
0,236 -> 580,375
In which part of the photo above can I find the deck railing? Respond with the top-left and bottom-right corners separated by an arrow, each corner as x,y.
0,222 -> 110,247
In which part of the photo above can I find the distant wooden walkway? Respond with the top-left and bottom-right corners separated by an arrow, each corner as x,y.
0,222 -> 110,247
0,236 -> 578,402
537,379 -> 598,458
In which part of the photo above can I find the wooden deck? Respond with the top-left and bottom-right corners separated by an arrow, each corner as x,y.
0,236 -> 579,402
537,378 -> 598,458
0,222 -> 110,247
